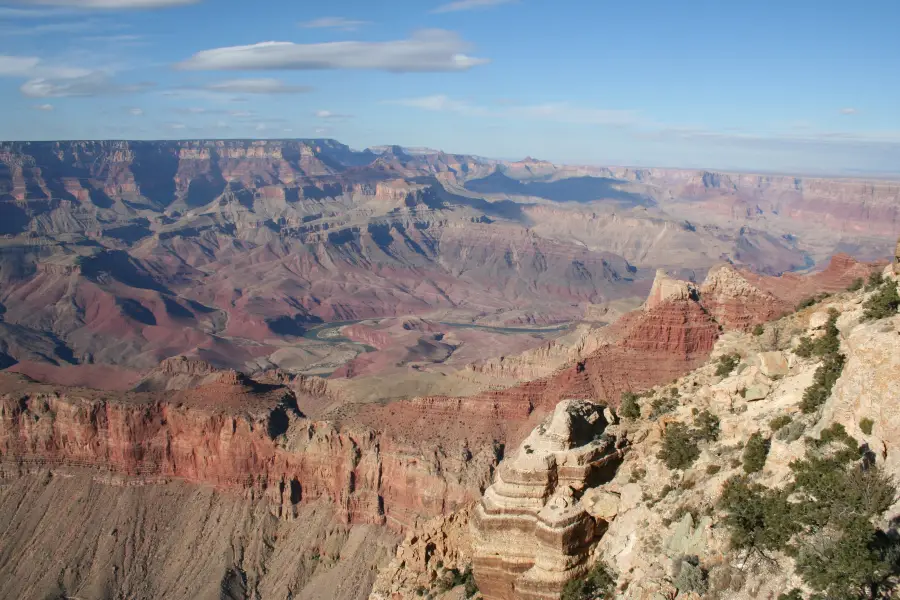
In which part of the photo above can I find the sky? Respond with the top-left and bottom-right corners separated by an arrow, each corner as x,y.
0,0 -> 898,175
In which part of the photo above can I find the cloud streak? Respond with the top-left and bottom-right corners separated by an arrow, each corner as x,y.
299,17 -> 368,31
178,29 -> 488,72
388,94 -> 637,125
21,72 -> 154,97
202,78 -> 312,94
840,107 -> 858,115
432,0 -> 517,13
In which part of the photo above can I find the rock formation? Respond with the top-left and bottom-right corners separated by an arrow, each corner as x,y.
470,400 -> 625,600
699,263 -> 790,330
0,372 -> 497,529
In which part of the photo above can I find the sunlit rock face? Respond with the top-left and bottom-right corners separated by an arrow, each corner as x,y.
471,399 -> 626,600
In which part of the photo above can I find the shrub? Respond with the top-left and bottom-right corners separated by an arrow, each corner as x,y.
619,392 -> 641,419
693,409 -> 720,442
859,417 -> 874,436
847,277 -> 864,292
794,336 -> 815,358
715,353 -> 741,377
865,270 -> 885,292
719,475 -> 797,554
776,420 -> 807,443
650,395 -> 678,419
720,427 -> 900,600
658,422 -> 700,470
706,464 -> 722,475
797,293 -> 831,311
862,280 -> 900,321
742,432 -> 770,474
629,466 -> 646,483
769,415 -> 792,432
561,561 -> 615,600
800,352 -> 846,414
673,556 -> 708,595
753,323 -> 765,336
778,590 -> 804,600
437,565 -> 478,598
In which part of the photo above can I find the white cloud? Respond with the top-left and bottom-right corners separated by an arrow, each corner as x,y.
128,107 -> 143,115
315,109 -> 353,120
0,55 -> 41,76
203,78 -> 312,94
20,72 -> 154,97
168,122 -> 186,129
32,103 -> 54,110
255,123 -> 267,131
11,0 -> 200,9
432,0 -> 517,13
300,17 -> 368,31
840,107 -> 858,115
178,29 -> 488,72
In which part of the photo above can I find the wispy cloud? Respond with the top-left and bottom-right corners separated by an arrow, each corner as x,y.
32,103 -> 54,111
315,109 -> 353,120
388,94 -> 637,125
128,107 -> 143,115
21,72 -> 154,97
432,0 -> 517,13
203,78 -> 312,94
839,107 -> 858,115
299,17 -> 368,31
178,29 -> 488,72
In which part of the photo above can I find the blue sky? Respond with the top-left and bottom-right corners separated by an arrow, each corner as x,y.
1,0 -> 898,175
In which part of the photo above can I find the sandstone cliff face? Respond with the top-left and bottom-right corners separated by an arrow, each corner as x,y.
0,373 -> 495,529
471,400 -> 625,600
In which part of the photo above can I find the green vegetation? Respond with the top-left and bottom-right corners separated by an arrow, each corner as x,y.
847,277 -> 865,292
742,432 -> 770,473
865,271 -> 885,292
706,464 -> 722,475
693,409 -> 721,442
797,293 -> 831,311
561,561 -> 615,600
437,565 -> 478,598
673,556 -> 708,595
860,417 -> 875,436
753,323 -> 765,336
650,394 -> 679,419
715,353 -> 741,377
778,590 -> 804,600
658,423 -> 701,470
793,309 -> 846,414
862,280 -> 900,321
619,391 -> 641,419
801,352 -> 846,414
719,426 -> 899,599
769,414 -> 793,432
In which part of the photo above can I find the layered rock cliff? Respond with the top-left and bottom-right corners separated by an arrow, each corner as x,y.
0,373 -> 498,530
471,400 -> 625,600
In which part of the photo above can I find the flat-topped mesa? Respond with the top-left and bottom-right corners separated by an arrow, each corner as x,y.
471,399 -> 626,600
644,269 -> 698,311
698,263 -> 790,331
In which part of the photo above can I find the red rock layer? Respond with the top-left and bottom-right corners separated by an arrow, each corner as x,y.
349,297 -> 720,449
0,373 -> 495,530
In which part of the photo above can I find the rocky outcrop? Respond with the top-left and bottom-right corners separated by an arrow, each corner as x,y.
644,269 -> 698,310
471,400 -> 625,600
699,264 -> 790,330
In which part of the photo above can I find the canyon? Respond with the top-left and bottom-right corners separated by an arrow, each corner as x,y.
1,139 -> 899,599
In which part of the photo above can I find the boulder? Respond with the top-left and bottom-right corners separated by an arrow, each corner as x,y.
757,351 -> 789,378
581,489 -> 620,521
